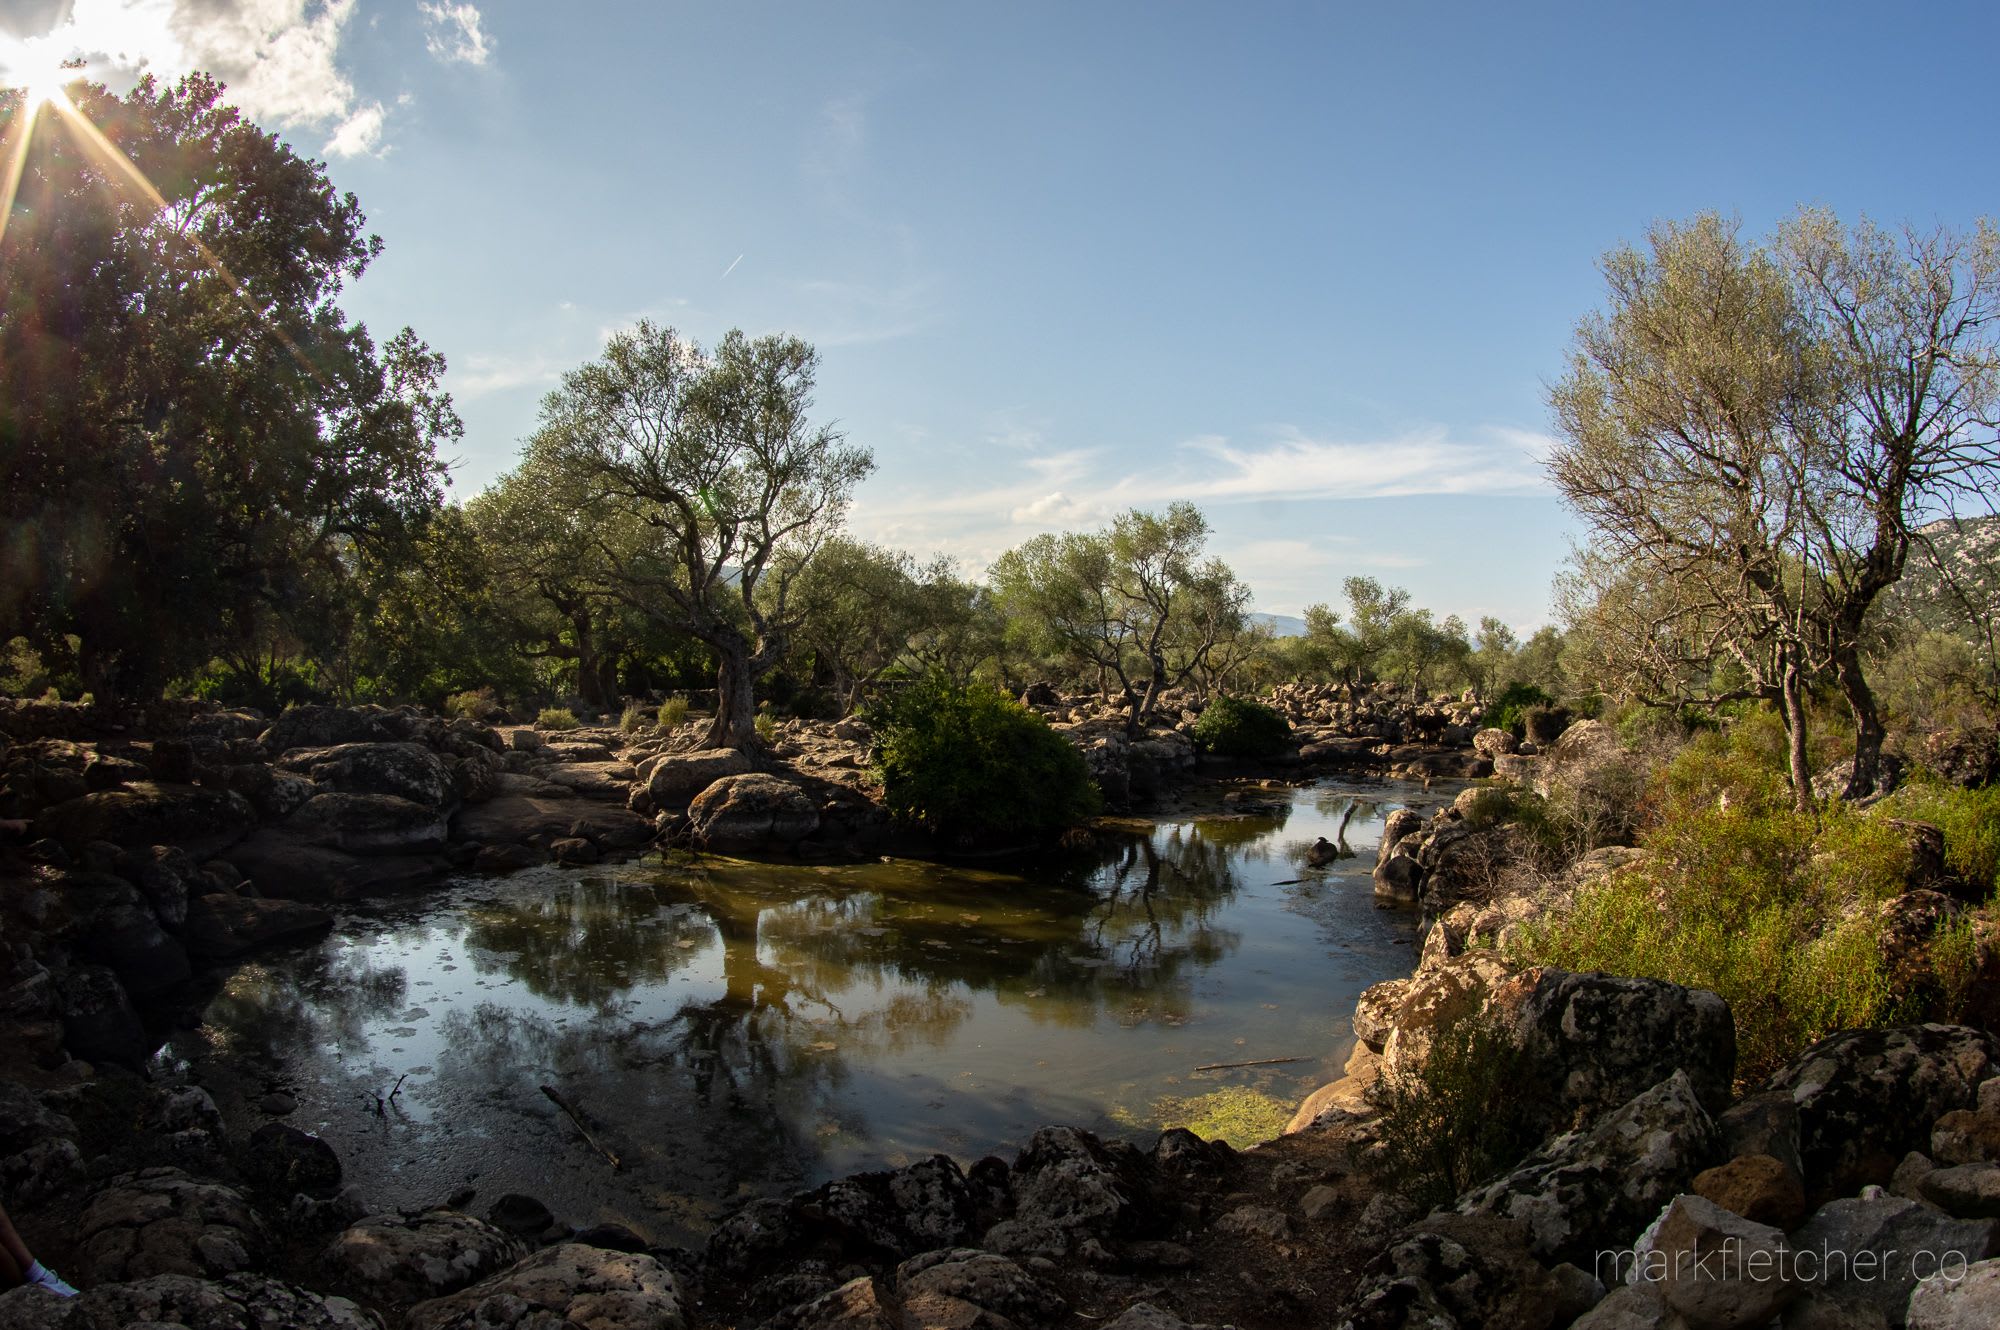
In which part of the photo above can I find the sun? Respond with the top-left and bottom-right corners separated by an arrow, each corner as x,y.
20,63 -> 80,107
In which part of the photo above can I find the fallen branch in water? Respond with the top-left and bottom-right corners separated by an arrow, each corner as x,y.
541,1084 -> 621,1170
1193,1056 -> 1306,1072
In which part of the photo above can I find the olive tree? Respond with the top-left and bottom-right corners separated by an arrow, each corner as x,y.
530,323 -> 873,749
989,502 -> 1248,732
1550,210 -> 2000,802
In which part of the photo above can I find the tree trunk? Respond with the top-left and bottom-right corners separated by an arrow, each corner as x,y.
1780,658 -> 1815,814
702,636 -> 759,750
1834,646 -> 1886,800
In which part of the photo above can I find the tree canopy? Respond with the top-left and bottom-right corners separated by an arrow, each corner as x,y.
0,75 -> 458,702
1549,210 -> 2000,802
526,321 -> 873,748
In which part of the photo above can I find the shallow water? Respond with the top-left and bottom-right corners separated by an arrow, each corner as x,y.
165,778 -> 1433,1246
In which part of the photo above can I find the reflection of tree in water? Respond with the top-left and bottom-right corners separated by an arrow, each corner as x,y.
456,874 -> 709,1010
195,941 -> 412,1065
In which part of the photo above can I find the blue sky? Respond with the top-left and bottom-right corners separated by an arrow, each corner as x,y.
7,2 -> 1999,628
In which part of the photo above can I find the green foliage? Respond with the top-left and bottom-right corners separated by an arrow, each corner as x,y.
1362,1014 -> 1546,1210
619,704 -> 650,734
1483,682 -> 1555,735
537,707 -> 581,731
755,709 -> 779,744
1189,695 -> 1292,758
1515,722 -> 1970,1080
446,688 -> 505,722
0,75 -> 456,702
871,676 -> 1101,844
657,697 -> 691,730
1885,779 -> 2000,899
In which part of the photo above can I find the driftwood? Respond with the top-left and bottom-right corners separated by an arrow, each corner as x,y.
1193,1055 -> 1306,1072
540,1084 -> 621,1170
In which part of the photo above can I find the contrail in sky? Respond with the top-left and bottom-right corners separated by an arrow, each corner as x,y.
722,253 -> 744,277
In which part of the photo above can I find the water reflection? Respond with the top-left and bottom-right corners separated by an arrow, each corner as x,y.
172,779 -> 1429,1245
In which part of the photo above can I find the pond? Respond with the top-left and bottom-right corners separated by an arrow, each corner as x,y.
164,778 -> 1434,1247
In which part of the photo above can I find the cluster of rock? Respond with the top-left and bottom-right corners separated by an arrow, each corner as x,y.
1299,937 -> 2000,1327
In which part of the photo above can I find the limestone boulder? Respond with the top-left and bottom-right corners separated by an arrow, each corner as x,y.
405,1243 -> 687,1330
286,793 -> 449,855
1630,1192 -> 1799,1329
1456,1070 -> 1720,1266
278,742 -> 459,809
1513,968 -> 1737,1125
321,1209 -> 524,1307
688,773 -> 820,852
37,782 -> 255,857
0,1272 -> 377,1330
1762,1025 -> 2000,1200
646,748 -> 753,807
1789,1193 -> 1999,1323
1908,1256 -> 2000,1329
895,1248 -> 1067,1329
74,1167 -> 266,1284
258,704 -> 393,756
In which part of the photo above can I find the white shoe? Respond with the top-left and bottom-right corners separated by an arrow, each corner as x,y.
26,1261 -> 77,1298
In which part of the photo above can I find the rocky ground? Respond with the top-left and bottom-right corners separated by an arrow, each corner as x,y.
12,694 -> 1998,1326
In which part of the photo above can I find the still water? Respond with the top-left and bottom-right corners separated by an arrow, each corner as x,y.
169,778 -> 1432,1245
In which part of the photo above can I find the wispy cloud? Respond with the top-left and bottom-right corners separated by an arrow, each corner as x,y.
847,423 -> 1549,580
420,1 -> 492,67
450,350 -> 565,398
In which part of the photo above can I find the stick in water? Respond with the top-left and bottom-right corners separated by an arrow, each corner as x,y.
1193,1056 -> 1306,1072
540,1084 -> 622,1170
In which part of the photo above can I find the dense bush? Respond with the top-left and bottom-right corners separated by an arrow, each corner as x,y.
1189,695 -> 1292,758
446,688 -> 505,722
1884,778 -> 2000,900
536,707 -> 581,731
1362,1013 -> 1546,1210
1514,720 -> 1970,1080
618,703 -> 649,734
657,697 -> 690,730
871,676 -> 1100,844
1483,682 -> 1554,735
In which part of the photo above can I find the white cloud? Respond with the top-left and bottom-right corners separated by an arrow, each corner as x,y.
322,97 -> 385,157
420,1 -> 491,66
3,0 -> 391,152
846,422 -> 1550,582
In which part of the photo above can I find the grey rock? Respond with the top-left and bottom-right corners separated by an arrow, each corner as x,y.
286,793 -> 449,854
1788,1193 -> 1998,1323
1571,1284 -> 1678,1329
1906,1255 -> 2000,1329
182,893 -> 332,959
37,782 -> 256,857
895,1248 -> 1067,1327
277,742 -> 459,810
1515,968 -> 1737,1124
688,773 -> 820,851
1457,1070 -> 1719,1266
321,1209 -> 525,1306
1920,1163 -> 2000,1219
405,1242 -> 687,1330
1214,1205 -> 1291,1241
1630,1193 -> 1799,1330
75,1167 -> 267,1284
646,748 -> 753,807
1763,1025 -> 2000,1200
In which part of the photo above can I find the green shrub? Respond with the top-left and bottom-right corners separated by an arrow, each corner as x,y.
1512,724 -> 1959,1081
447,688 -> 504,722
1484,682 -> 1554,735
536,707 -> 580,731
755,710 -> 779,744
1885,779 -> 2000,900
1362,1013 -> 1547,1210
619,703 -> 649,734
1190,695 -> 1292,758
871,676 -> 1101,844
657,697 -> 690,730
